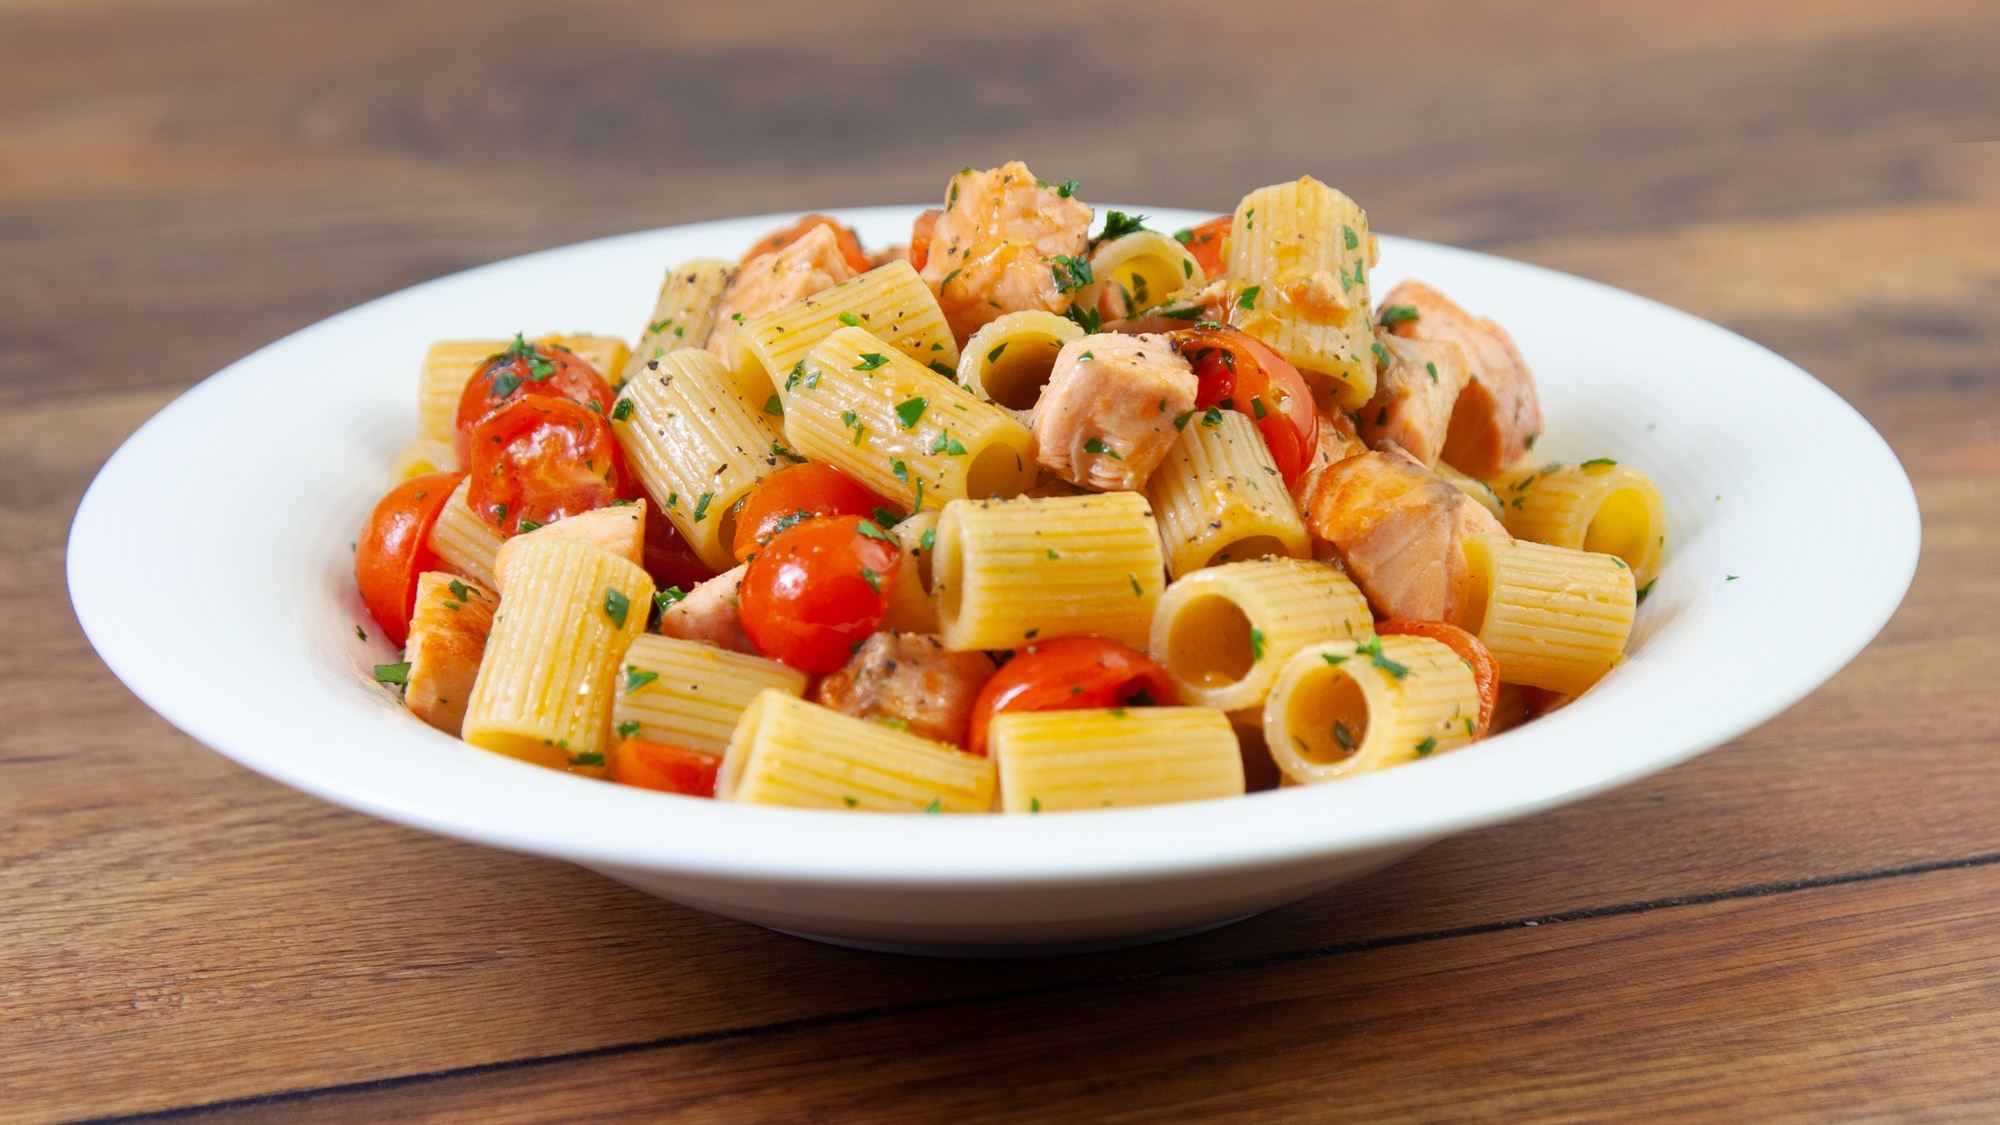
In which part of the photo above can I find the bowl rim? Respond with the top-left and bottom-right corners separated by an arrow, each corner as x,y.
67,205 -> 1922,888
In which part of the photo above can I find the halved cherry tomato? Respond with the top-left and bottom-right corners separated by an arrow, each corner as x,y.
730,462 -> 894,563
611,737 -> 721,797
1170,324 -> 1319,487
453,339 -> 616,464
467,396 -> 625,537
966,636 -> 1179,757
1178,215 -> 1231,280
645,502 -> 719,592
743,214 -> 872,275
355,470 -> 464,648
907,208 -> 942,272
1378,619 -> 1499,738
738,515 -> 903,673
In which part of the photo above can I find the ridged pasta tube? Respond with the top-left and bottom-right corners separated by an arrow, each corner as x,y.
1150,558 -> 1373,712
957,310 -> 1083,418
1086,230 -> 1206,321
621,258 -> 732,385
461,536 -> 655,775
417,339 -> 507,454
717,689 -> 996,813
880,510 -> 942,634
732,261 -> 960,408
1263,635 -> 1479,785
989,706 -> 1244,813
429,477 -> 503,590
785,325 -> 1034,513
1149,409 -> 1310,578
611,635 -> 807,757
1490,461 -> 1668,588
1226,176 -> 1376,407
610,348 -> 783,571
933,492 -> 1165,651
1460,533 -> 1636,694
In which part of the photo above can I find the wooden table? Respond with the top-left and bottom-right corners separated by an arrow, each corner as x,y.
6,2 -> 1998,1120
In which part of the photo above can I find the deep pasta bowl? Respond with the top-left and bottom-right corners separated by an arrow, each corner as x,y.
68,206 -> 1919,955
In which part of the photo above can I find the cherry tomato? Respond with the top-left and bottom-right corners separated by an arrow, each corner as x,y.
1171,324 -> 1319,487
738,515 -> 903,673
744,214 -> 872,275
907,208 -> 942,272
730,462 -> 895,563
355,470 -> 464,648
467,396 -> 625,537
644,502 -> 719,592
453,338 -> 616,464
611,737 -> 721,797
1378,620 -> 1499,738
1178,215 -> 1231,279
966,636 -> 1179,757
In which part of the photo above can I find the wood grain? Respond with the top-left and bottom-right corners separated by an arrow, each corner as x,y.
2,1 -> 1997,1122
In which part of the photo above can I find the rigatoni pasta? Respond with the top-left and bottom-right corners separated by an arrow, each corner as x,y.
1149,409 -> 1311,578
1150,558 -> 1372,712
622,258 -> 732,384
1460,533 -> 1636,694
783,325 -> 1035,512
461,534 -> 655,774
612,634 -> 808,757
429,477 -> 504,590
1489,460 -> 1668,588
957,310 -> 1083,417
717,689 -> 995,812
1263,634 -> 1479,785
731,260 -> 959,407
932,491 -> 1164,651
1226,176 -> 1376,407
609,347 -> 782,571
989,707 -> 1243,813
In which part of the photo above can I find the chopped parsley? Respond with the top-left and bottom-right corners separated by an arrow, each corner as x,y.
1065,304 -> 1104,333
1379,304 -> 1419,326
843,796 -> 860,808
1371,342 -> 1391,370
1415,737 -> 1436,758
890,457 -> 910,484
928,360 -> 957,379
1322,652 -> 1349,666
692,492 -> 714,522
1097,210 -> 1147,242
856,519 -> 896,544
919,527 -> 936,553
1173,409 -> 1195,431
785,361 -> 806,392
516,518 -> 541,534
873,506 -> 902,529
1083,437 -> 1124,461
567,752 -> 606,768
603,588 -> 631,628
771,441 -> 807,464
1055,179 -> 1080,198
448,579 -> 475,602
373,662 -> 410,686
894,396 -> 928,429
1029,796 -> 1043,813
987,343 -> 1008,364
1581,457 -> 1619,469
1250,627 -> 1266,662
860,567 -> 883,594
1129,573 -> 1144,597
623,665 -> 659,693
1637,578 -> 1658,604
611,397 -> 636,421
1050,254 -> 1093,295
1357,635 -> 1409,678
1343,224 -> 1359,251
854,352 -> 891,372
837,311 -> 863,327
764,394 -> 783,416
616,721 -> 642,739
924,799 -> 942,814
1201,405 -> 1225,427
1426,361 -> 1438,383
653,587 -> 687,616
1333,720 -> 1355,752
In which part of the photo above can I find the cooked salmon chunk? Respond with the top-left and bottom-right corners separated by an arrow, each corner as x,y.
656,563 -> 758,655
1032,333 -> 1196,492
1289,411 -> 1368,516
403,571 -> 496,736
1304,446 -> 1508,625
815,632 -> 997,748
919,161 -> 1093,341
707,223 -> 860,363
1376,280 -> 1542,478
1357,330 -> 1471,468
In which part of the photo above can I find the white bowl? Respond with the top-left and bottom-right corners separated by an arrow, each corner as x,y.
68,206 -> 1919,956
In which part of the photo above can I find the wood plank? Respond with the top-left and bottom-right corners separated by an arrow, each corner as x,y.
152,860 -> 2000,1123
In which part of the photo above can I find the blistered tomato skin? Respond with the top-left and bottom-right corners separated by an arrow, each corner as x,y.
467,396 -> 625,537
452,339 -> 616,464
731,462 -> 894,562
965,636 -> 1179,757
612,737 -> 722,797
738,515 -> 903,674
355,470 -> 464,648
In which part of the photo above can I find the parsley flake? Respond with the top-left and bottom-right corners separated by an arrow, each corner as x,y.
603,588 -> 632,628
1250,627 -> 1266,662
856,519 -> 896,544
894,396 -> 928,429
373,662 -> 410,686
1415,737 -> 1436,758
617,721 -> 642,739
1581,457 -> 1619,469
611,397 -> 636,421
1237,285 -> 1261,311
1380,304 -> 1418,326
1333,720 -> 1355,752
764,394 -> 784,416
854,352 -> 890,372
692,492 -> 714,522
1083,437 -> 1124,461
623,665 -> 659,693
837,311 -> 862,327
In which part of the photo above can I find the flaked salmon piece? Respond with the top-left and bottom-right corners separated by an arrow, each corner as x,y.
1289,411 -> 1368,515
1377,280 -> 1542,478
1304,446 -> 1507,625
707,224 -> 860,363
657,563 -> 757,655
1357,331 -> 1471,468
815,632 -> 997,748
1032,333 -> 1196,492
1103,278 -> 1231,335
404,571 -> 496,736
491,503 -> 646,594
920,161 -> 1093,342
